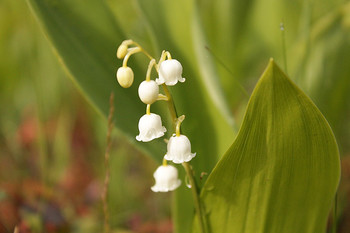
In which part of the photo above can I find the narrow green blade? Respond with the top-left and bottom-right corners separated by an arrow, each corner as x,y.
197,59 -> 340,233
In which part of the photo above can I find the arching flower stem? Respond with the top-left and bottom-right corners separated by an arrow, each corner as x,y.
157,94 -> 168,101
120,39 -> 153,60
146,59 -> 157,81
122,47 -> 141,67
131,41 -> 153,60
176,115 -> 185,137
158,50 -> 172,65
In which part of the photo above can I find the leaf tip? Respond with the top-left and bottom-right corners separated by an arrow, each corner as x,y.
267,58 -> 277,70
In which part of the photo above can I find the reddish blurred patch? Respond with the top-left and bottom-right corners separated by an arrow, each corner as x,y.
1,106 -> 98,232
127,214 -> 172,233
338,155 -> 350,233
1,101 -> 173,233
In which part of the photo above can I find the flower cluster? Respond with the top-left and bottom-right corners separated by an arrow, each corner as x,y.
116,40 -> 196,192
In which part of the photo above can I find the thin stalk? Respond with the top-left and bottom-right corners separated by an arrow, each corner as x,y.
133,41 -> 153,60
161,84 -> 207,233
183,162 -> 207,233
332,193 -> 338,233
161,84 -> 178,127
123,47 -> 142,67
205,46 -> 249,98
101,93 -> 115,233
280,22 -> 288,74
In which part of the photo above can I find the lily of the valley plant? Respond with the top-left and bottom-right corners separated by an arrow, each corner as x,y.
116,39 -> 207,232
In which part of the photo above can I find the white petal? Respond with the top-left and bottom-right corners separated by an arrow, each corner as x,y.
151,165 -> 181,192
158,59 -> 185,86
164,134 -> 196,163
155,77 -> 165,85
136,114 -> 166,142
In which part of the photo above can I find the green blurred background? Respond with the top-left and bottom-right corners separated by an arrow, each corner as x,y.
0,0 -> 350,232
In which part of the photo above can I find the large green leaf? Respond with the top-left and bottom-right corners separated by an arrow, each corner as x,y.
26,0 -> 234,164
196,59 -> 340,233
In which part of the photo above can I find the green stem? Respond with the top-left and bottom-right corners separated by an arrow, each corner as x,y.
183,162 -> 207,233
123,47 -> 141,67
332,192 -> 337,233
133,41 -> 153,60
129,42 -> 208,233
102,93 -> 115,233
161,84 -> 178,127
161,84 -> 207,233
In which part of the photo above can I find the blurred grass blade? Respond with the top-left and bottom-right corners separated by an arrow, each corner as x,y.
290,2 -> 350,155
191,3 -> 235,128
196,59 -> 340,233
195,0 -> 255,106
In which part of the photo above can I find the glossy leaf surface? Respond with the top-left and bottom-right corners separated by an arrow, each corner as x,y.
197,59 -> 340,233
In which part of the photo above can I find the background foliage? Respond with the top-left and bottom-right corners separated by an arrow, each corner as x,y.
0,0 -> 349,232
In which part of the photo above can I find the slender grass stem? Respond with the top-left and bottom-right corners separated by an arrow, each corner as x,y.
280,22 -> 288,74
332,192 -> 338,233
101,93 -> 115,233
204,46 -> 249,98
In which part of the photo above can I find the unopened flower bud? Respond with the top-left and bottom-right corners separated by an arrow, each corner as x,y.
136,113 -> 166,142
116,67 -> 134,88
138,80 -> 159,104
156,59 -> 185,86
151,165 -> 181,192
164,134 -> 196,164
116,44 -> 128,59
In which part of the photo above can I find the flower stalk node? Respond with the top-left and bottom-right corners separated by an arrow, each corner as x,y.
157,94 -> 168,101
176,115 -> 185,136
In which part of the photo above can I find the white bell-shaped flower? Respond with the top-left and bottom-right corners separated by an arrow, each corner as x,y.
138,80 -> 159,104
151,165 -> 181,192
164,134 -> 196,164
136,113 -> 166,142
156,59 -> 185,86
